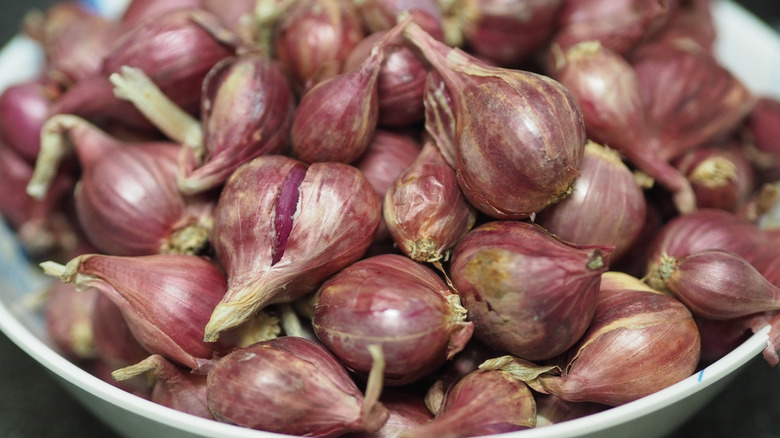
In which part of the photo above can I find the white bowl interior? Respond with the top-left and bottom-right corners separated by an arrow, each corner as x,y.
0,1 -> 778,437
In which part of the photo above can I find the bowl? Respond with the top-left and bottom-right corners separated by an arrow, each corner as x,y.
1,1 -> 779,437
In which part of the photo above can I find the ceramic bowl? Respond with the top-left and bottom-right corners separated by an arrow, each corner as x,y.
1,1 -> 779,437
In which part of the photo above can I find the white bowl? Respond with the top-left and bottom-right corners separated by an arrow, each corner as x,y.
1,1 -> 779,437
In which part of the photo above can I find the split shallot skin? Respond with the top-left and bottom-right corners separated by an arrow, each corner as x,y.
205,155 -> 381,342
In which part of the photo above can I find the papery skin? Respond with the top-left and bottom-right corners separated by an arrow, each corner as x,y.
47,253 -> 231,372
529,286 -> 701,406
178,53 -> 296,194
384,140 -> 477,262
423,71 -> 458,168
404,23 -> 586,219
206,336 -> 388,436
655,249 -> 780,320
273,0 -> 366,92
312,254 -> 474,386
537,141 -> 647,262
449,221 -> 610,361
205,155 -> 381,342
400,367 -> 536,438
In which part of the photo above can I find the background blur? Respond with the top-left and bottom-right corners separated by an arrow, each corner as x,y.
1,1 -> 780,437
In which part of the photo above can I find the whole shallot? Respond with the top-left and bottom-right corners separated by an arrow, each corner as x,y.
206,336 -> 389,436
404,21 -> 586,219
449,221 -> 611,361
649,249 -> 780,320
383,139 -> 477,263
312,254 -> 474,385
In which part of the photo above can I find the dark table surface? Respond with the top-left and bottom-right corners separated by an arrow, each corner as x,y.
2,1 -> 780,437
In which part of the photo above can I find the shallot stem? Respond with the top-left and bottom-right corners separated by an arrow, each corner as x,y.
26,115 -> 83,199
277,303 -> 306,338
40,260 -> 66,278
109,66 -> 204,160
254,0 -> 296,54
112,357 -> 158,382
362,344 -> 386,430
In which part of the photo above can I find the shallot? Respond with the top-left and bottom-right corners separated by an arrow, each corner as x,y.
649,249 -> 780,320
40,253 -> 232,372
206,336 -> 389,436
113,354 -> 212,419
449,221 -> 611,361
492,272 -> 701,406
536,140 -> 647,262
26,115 -> 215,256
204,155 -> 381,342
384,139 -> 477,263
109,51 -> 296,195
403,360 -> 538,438
404,21 -> 586,219
272,0 -> 365,92
312,253 -> 474,385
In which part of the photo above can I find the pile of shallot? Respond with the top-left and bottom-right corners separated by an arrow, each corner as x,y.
3,0 -> 780,436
